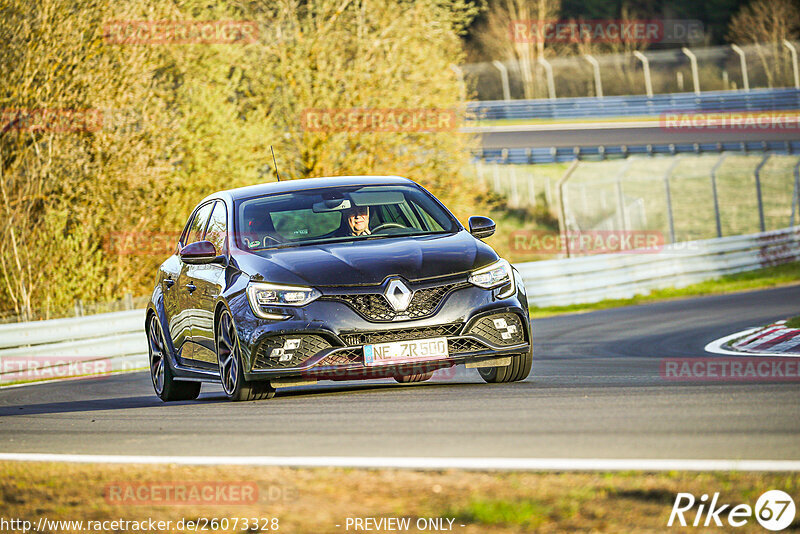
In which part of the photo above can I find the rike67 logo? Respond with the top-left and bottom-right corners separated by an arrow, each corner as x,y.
668,490 -> 796,531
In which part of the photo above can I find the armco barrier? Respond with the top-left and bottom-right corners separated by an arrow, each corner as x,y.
0,309 -> 147,383
468,88 -> 800,121
477,140 -> 800,164
0,309 -> 143,349
518,226 -> 800,307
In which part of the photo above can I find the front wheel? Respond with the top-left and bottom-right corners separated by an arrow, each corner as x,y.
216,309 -> 275,401
478,347 -> 532,383
147,315 -> 201,402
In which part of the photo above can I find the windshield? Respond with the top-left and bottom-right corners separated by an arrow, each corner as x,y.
235,184 -> 459,250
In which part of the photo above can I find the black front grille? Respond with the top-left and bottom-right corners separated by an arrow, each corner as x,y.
321,280 -> 470,322
465,313 -> 526,346
448,338 -> 488,353
252,335 -> 332,370
340,323 -> 463,346
319,349 -> 362,366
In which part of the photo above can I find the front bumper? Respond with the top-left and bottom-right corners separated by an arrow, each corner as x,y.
233,281 -> 531,382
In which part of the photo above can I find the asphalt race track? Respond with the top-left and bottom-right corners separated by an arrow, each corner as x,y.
1,286 -> 798,460
479,126 -> 799,150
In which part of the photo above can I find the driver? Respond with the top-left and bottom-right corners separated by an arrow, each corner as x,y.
344,205 -> 371,236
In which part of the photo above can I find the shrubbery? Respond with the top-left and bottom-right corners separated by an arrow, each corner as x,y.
0,0 -> 483,319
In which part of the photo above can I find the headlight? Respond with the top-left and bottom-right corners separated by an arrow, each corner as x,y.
469,259 -> 516,299
246,282 -> 321,318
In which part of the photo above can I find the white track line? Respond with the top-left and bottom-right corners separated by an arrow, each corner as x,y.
0,454 -> 798,471
704,328 -> 800,358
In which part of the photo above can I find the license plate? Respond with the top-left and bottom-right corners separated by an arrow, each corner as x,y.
363,337 -> 449,367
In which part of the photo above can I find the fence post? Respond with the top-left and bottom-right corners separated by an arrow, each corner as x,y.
615,160 -> 633,238
710,153 -> 727,238
584,55 -> 603,98
557,160 -> 580,258
754,154 -> 770,232
475,159 -> 485,187
492,60 -> 511,101
492,164 -> 501,192
731,44 -> 749,92
527,171 -> 537,207
792,158 -> 800,227
633,51 -> 653,98
509,166 -> 520,206
784,40 -> 800,89
539,58 -> 556,100
663,158 -> 681,244
124,292 -> 134,310
681,47 -> 700,95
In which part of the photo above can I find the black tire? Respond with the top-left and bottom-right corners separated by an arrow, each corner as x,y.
147,314 -> 201,402
394,371 -> 434,383
478,346 -> 533,384
216,309 -> 275,401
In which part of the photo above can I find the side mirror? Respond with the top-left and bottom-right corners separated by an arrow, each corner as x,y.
468,216 -> 496,239
180,240 -> 223,265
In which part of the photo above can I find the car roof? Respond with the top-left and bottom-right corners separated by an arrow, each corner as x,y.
201,175 -> 415,204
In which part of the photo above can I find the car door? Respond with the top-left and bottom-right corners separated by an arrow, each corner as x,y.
175,201 -> 215,365
184,200 -> 228,364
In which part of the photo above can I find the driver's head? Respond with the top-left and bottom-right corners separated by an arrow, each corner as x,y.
345,205 -> 370,236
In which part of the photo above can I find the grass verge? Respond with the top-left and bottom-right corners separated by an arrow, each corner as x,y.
529,262 -> 800,318
0,462 -> 797,533
785,315 -> 800,329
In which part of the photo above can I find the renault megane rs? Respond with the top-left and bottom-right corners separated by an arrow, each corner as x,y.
146,176 -> 532,401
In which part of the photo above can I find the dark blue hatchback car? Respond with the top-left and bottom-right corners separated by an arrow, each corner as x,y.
146,176 -> 532,401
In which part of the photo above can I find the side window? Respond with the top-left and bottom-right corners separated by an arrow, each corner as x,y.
184,202 -> 214,246
204,201 -> 227,253
409,200 -> 444,231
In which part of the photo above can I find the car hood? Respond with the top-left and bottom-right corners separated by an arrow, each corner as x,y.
234,231 -> 498,286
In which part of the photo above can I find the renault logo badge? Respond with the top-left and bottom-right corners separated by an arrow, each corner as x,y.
384,279 -> 413,312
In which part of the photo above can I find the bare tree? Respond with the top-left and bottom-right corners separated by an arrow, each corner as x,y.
476,0 -> 563,99
728,0 -> 800,87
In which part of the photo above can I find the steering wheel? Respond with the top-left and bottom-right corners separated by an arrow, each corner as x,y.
371,222 -> 406,233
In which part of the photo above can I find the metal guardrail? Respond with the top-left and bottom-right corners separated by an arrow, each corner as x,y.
0,309 -> 144,349
468,88 -> 800,121
0,309 -> 147,383
478,141 -> 800,164
518,226 -> 800,307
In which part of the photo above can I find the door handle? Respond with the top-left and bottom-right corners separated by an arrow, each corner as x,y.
164,278 -> 175,289
185,283 -> 196,293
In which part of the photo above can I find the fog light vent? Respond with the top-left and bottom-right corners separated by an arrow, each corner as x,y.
466,313 -> 525,346
252,335 -> 332,370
